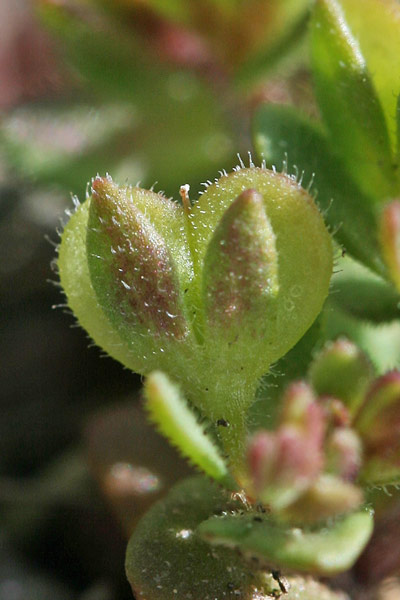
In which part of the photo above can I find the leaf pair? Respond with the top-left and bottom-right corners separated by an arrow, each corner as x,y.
59,167 -> 332,433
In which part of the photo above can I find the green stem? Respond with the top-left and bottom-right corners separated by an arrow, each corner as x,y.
218,409 -> 249,488
191,376 -> 258,487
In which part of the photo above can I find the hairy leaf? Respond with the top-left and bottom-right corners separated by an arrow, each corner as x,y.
144,371 -> 234,487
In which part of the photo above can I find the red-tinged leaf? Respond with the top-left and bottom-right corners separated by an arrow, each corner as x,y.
203,188 -> 278,342
380,200 -> 400,292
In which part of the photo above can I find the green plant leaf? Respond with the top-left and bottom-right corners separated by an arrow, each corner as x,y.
331,256 -> 400,323
126,476 -> 274,599
191,166 -> 333,373
58,199 -> 139,371
311,0 -> 396,201
85,176 -> 198,375
199,508 -> 374,576
144,371 -> 234,487
337,0 -> 400,154
253,104 -> 386,279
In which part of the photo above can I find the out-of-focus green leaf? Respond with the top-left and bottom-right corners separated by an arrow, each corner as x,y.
234,0 -> 310,86
253,104 -> 386,278
311,0 -> 396,202
199,508 -> 374,575
331,256 -> 400,323
325,304 -> 400,374
338,0 -> 400,153
38,1 -> 149,102
397,93 -> 400,160
125,0 -> 189,22
309,338 -> 373,415
38,2 -> 236,196
361,458 -> 400,488
125,476 -> 272,599
380,200 -> 400,293
0,104 -> 141,194
251,316 -> 325,430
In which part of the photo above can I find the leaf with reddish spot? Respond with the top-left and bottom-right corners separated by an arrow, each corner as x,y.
202,188 -> 279,351
86,176 -> 194,372
192,167 -> 333,377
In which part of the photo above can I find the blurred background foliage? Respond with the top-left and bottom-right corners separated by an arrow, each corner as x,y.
1,1 -> 400,599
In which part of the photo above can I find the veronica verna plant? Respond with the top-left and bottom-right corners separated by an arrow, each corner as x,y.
56,0 -> 400,598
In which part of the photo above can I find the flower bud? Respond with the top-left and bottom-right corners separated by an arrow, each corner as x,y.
247,382 -> 325,510
309,338 -> 373,415
281,474 -> 363,524
89,177 -> 189,337
325,427 -> 362,482
280,381 -> 324,434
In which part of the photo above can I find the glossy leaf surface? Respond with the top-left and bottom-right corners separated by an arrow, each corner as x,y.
338,0 -> 400,152
311,0 -> 396,201
126,476 -> 270,599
